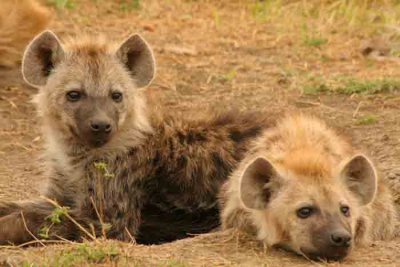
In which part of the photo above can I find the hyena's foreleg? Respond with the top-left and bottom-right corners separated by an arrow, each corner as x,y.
0,200 -> 101,245
0,200 -> 54,245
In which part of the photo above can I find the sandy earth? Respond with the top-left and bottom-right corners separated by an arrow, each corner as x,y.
0,1 -> 399,266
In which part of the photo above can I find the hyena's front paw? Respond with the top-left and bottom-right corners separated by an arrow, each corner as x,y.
0,212 -> 30,245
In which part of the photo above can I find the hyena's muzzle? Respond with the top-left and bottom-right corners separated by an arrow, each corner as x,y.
74,97 -> 118,148
304,220 -> 352,261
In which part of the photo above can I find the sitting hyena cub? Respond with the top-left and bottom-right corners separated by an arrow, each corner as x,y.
0,31 -> 270,245
220,114 -> 397,261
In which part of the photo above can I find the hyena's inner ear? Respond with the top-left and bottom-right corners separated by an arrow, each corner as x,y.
116,34 -> 155,88
340,154 -> 378,205
239,157 -> 280,210
22,30 -> 64,88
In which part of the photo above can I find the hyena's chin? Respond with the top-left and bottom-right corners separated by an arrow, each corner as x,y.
83,132 -> 115,149
299,246 -> 351,262
88,136 -> 112,148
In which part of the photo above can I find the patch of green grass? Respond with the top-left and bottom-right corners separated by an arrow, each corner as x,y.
47,0 -> 75,10
303,36 -> 328,47
302,76 -> 400,95
119,0 -> 141,11
356,115 -> 377,125
248,1 -> 400,36
50,243 -> 119,267
337,78 -> 400,94
303,83 -> 329,94
249,0 -> 286,22
157,259 -> 189,267
21,261 -> 37,267
250,1 -> 268,21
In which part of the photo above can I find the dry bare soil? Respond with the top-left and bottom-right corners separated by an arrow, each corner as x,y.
0,1 -> 400,266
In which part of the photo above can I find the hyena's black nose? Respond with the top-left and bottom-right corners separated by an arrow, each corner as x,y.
90,121 -> 112,133
330,230 -> 351,247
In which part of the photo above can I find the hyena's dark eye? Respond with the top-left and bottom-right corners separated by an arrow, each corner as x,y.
296,207 -> 314,219
340,205 -> 350,217
66,91 -> 82,102
111,91 -> 123,103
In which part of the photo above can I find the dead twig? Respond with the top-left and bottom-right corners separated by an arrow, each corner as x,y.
20,211 -> 46,247
124,227 -> 136,244
18,239 -> 71,248
352,101 -> 363,118
90,196 -> 106,239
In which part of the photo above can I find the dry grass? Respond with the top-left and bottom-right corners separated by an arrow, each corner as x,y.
0,0 -> 400,266
2,231 -> 400,266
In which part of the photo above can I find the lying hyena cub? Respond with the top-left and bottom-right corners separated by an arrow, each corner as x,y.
0,31 -> 270,245
220,114 -> 397,261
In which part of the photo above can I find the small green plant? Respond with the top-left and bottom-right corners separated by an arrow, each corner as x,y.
301,23 -> 327,47
47,0 -> 75,10
212,9 -> 220,29
356,115 -> 377,125
48,206 -> 70,224
38,225 -> 51,239
94,161 -> 114,178
39,205 -> 70,239
220,68 -> 237,82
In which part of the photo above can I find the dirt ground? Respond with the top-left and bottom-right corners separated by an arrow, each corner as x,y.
0,0 -> 400,266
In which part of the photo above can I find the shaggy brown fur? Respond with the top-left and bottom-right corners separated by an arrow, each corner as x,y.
220,114 -> 398,261
0,0 -> 51,67
0,31 -> 271,245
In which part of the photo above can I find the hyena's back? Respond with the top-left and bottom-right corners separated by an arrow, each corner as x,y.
136,109 -> 273,243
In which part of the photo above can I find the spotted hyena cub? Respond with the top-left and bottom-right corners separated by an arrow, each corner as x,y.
0,31 -> 270,245
220,114 -> 397,261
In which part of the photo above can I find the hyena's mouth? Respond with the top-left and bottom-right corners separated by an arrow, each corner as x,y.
88,135 -> 112,148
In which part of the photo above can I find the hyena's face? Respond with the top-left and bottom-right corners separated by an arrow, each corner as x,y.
21,31 -> 155,148
239,155 -> 377,261
267,181 -> 357,261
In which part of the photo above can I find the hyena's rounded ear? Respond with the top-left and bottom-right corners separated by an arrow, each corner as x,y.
239,157 -> 280,210
340,154 -> 378,205
22,30 -> 64,88
116,34 -> 155,88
